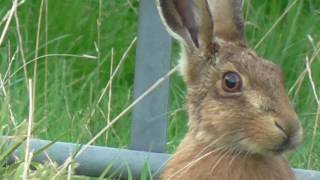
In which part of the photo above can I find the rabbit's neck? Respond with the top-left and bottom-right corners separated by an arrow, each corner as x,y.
163,134 -> 295,180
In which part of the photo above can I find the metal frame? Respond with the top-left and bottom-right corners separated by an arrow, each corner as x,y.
2,138 -> 320,179
1,0 -> 320,179
3,138 -> 169,179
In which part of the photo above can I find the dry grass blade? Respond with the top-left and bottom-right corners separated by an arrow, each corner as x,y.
0,0 -> 19,47
75,66 -> 178,158
32,0 -> 45,121
14,8 -> 29,86
106,48 -> 114,142
305,57 -> 320,168
0,0 -> 25,27
254,0 -> 298,49
50,157 -> 73,180
67,163 -> 72,180
97,37 -> 137,105
289,35 -> 320,96
305,57 -> 320,106
307,106 -> 320,168
0,48 -> 18,127
3,47 -> 18,81
41,66 -> 178,175
1,53 -> 97,88
86,37 -> 137,124
23,79 -> 34,180
44,0 -> 49,121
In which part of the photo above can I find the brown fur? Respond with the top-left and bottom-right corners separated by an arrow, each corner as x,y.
162,134 -> 295,180
157,0 -> 303,179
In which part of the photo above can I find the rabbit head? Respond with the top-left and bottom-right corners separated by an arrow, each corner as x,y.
158,0 -> 303,155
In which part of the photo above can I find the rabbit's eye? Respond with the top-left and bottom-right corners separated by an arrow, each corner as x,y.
222,72 -> 242,93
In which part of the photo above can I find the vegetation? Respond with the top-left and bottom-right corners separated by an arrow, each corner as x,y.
0,0 -> 319,179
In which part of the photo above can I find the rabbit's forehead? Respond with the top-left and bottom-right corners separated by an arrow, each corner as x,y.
216,46 -> 282,81
216,48 -> 285,95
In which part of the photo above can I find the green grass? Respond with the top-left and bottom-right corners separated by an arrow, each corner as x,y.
0,0 -> 320,179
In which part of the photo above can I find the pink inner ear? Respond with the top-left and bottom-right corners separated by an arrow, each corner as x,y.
173,0 -> 199,47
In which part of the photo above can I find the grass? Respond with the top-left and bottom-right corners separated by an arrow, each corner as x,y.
0,0 -> 319,179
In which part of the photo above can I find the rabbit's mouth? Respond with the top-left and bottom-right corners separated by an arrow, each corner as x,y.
270,126 -> 303,154
237,121 -> 303,156
268,138 -> 299,154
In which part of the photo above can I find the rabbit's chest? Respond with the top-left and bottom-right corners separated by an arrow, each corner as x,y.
162,151 -> 295,180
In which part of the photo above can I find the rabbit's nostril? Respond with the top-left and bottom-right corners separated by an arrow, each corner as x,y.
274,121 -> 287,135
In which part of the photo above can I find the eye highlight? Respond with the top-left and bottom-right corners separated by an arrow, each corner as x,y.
222,72 -> 242,93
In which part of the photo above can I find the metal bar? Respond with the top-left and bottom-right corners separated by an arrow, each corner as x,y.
130,0 -> 172,153
294,169 -> 320,180
2,138 -> 320,179
2,138 -> 169,179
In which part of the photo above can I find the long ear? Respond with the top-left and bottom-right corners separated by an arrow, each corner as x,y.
208,0 -> 245,44
157,0 -> 214,50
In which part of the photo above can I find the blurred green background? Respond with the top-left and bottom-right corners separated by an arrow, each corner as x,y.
0,0 -> 320,178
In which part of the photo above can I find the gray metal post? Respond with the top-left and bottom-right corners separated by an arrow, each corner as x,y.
130,0 -> 172,153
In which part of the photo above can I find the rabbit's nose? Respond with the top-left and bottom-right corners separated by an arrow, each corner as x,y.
274,120 -> 303,152
275,132 -> 302,153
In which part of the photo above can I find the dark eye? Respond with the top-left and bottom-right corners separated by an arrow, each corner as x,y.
222,72 -> 242,93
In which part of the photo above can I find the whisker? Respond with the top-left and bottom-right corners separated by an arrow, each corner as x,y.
163,129 -> 249,179
227,146 -> 243,168
210,148 -> 233,174
167,146 -> 227,180
193,128 -> 247,159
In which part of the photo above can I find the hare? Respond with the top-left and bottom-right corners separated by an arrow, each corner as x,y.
157,0 -> 303,180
